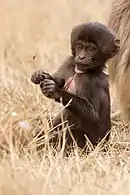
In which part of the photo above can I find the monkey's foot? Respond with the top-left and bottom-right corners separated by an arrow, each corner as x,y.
111,111 -> 121,120
111,111 -> 122,125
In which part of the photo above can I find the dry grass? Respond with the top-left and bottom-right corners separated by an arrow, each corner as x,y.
0,0 -> 130,194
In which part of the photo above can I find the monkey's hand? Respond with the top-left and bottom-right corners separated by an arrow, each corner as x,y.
31,70 -> 52,84
40,79 -> 60,99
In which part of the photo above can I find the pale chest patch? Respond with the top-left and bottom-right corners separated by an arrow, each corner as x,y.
63,66 -> 86,94
64,74 -> 77,94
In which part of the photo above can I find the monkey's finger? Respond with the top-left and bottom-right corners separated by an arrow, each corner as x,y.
40,81 -> 55,88
43,80 -> 55,84
44,92 -> 52,98
31,74 -> 39,84
42,86 -> 55,93
43,73 -> 52,79
43,83 -> 55,88
31,72 -> 45,84
42,84 -> 55,89
44,79 -> 55,83
41,80 -> 55,87
43,88 -> 55,93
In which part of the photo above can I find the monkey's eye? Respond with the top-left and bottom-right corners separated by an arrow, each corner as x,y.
87,45 -> 97,51
75,43 -> 83,51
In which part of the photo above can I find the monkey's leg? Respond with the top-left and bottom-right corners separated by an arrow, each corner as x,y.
45,113 -> 69,150
111,111 -> 121,120
111,110 -> 121,125
111,96 -> 121,124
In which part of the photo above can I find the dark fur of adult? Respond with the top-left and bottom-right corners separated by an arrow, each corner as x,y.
31,22 -> 120,153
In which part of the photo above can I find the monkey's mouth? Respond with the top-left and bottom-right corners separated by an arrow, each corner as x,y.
74,58 -> 94,68
74,56 -> 93,65
75,63 -> 91,71
75,58 -> 100,71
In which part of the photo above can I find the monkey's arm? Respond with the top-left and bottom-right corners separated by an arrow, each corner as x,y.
52,56 -> 75,79
56,89 -> 100,123
50,56 -> 75,87
31,70 -> 65,88
31,56 -> 74,88
40,79 -> 100,123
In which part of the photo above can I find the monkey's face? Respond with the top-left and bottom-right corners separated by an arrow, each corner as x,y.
71,22 -> 120,71
74,40 -> 100,70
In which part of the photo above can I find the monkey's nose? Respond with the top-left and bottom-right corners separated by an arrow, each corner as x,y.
79,55 -> 85,60
79,50 -> 86,59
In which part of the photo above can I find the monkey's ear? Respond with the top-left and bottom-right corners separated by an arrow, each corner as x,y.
111,38 -> 120,57
103,38 -> 120,59
109,38 -> 120,58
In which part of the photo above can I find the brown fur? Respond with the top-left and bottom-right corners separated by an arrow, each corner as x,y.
107,0 -> 130,122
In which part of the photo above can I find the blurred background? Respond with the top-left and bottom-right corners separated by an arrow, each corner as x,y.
0,0 -> 113,122
0,0 -> 112,74
1,2 -> 130,195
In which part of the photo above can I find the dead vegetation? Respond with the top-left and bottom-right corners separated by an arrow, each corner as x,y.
0,0 -> 130,194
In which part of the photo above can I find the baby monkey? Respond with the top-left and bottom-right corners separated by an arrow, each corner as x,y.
31,22 -> 120,151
